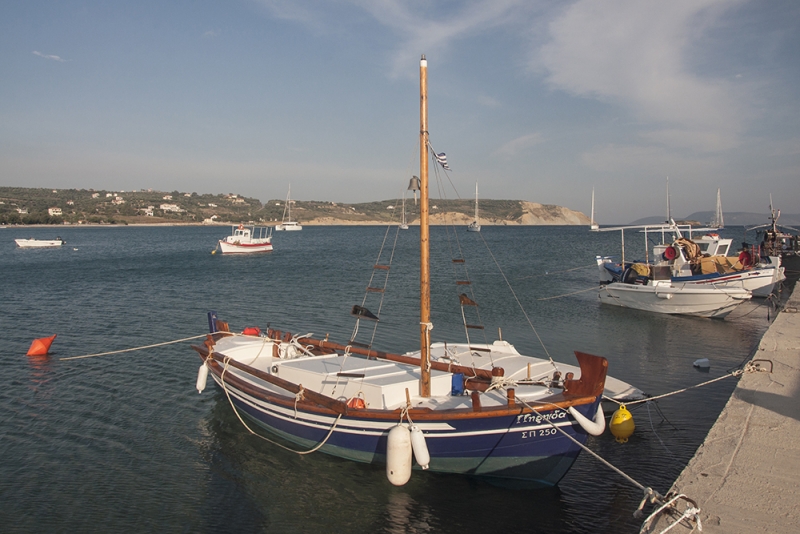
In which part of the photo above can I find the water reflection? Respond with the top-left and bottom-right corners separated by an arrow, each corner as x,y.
26,354 -> 53,404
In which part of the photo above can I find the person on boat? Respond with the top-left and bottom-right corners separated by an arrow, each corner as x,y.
738,243 -> 753,268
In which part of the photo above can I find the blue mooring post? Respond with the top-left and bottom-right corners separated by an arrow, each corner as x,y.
207,311 -> 218,333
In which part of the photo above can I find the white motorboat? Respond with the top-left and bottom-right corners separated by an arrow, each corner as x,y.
15,237 -> 65,248
598,223 -> 783,300
217,225 -> 273,254
191,56 -> 642,489
275,186 -> 302,231
598,277 -> 751,318
596,223 -> 754,317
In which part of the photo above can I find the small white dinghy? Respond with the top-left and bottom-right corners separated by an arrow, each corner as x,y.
15,237 -> 65,248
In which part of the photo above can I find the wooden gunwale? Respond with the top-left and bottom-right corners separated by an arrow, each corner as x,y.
192,345 -> 602,422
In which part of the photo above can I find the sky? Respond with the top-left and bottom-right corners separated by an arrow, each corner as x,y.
2,0 -> 799,223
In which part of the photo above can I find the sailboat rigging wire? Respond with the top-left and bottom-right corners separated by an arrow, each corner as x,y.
427,153 -> 553,364
59,334 -> 209,360
350,220 -> 399,349
475,230 -> 554,362
430,158 -> 494,359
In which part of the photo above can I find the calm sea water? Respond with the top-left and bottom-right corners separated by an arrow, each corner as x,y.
0,224 -> 782,533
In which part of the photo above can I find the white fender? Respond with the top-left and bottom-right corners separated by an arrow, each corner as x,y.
196,362 -> 209,393
568,404 -> 605,436
409,425 -> 430,470
386,425 -> 412,486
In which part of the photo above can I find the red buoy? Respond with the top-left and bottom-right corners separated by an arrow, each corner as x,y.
27,334 -> 57,356
663,246 -> 677,260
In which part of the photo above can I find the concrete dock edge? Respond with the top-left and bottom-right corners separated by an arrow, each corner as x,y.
650,287 -> 800,533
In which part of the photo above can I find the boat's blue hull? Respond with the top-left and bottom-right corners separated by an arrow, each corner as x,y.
218,379 -> 596,488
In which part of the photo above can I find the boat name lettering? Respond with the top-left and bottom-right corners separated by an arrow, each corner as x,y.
516,411 -> 566,425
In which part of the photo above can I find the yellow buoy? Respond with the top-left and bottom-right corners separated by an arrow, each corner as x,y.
610,405 -> 635,443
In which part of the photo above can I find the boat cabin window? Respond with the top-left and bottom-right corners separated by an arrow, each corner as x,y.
717,244 -> 729,256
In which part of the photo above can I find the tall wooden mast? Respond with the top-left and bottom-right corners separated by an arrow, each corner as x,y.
419,55 -> 431,397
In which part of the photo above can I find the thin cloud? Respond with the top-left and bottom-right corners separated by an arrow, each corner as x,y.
537,0 -> 748,153
354,0 -> 527,78
257,0 -> 531,78
493,132 -> 545,157
32,51 -> 66,62
203,30 -> 220,38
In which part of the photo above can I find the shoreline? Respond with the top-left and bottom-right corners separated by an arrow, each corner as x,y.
1,220 -> 589,228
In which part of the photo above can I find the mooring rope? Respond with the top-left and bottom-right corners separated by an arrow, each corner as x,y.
517,263 -> 598,279
218,354 -> 343,455
602,361 -> 767,407
514,395 -> 701,533
537,286 -> 599,301
59,334 -> 209,361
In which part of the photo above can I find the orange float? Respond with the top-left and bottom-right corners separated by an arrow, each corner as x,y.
27,334 -> 57,356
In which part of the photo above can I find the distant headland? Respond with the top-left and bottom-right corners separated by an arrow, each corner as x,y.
0,187 -> 590,226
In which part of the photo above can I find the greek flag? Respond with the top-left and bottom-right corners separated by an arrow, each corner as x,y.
433,152 -> 450,170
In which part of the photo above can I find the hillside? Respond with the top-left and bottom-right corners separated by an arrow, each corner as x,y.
0,187 -> 590,226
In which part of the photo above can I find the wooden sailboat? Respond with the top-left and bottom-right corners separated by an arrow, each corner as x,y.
467,182 -> 480,232
192,56 -> 618,488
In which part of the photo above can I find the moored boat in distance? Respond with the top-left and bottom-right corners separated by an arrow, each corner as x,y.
15,237 -> 65,248
467,182 -> 480,232
589,188 -> 599,231
217,224 -> 273,254
596,223 -> 754,317
598,223 -> 784,298
275,186 -> 302,231
191,55 -> 629,489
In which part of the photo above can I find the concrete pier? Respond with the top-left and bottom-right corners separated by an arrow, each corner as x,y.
651,289 -> 800,532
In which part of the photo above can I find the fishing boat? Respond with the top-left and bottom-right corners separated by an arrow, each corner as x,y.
596,224 -> 752,317
597,223 -> 784,298
467,182 -> 480,232
192,56 -> 625,489
15,237 -> 65,248
275,186 -> 302,231
216,224 -> 273,254
750,198 -> 800,277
